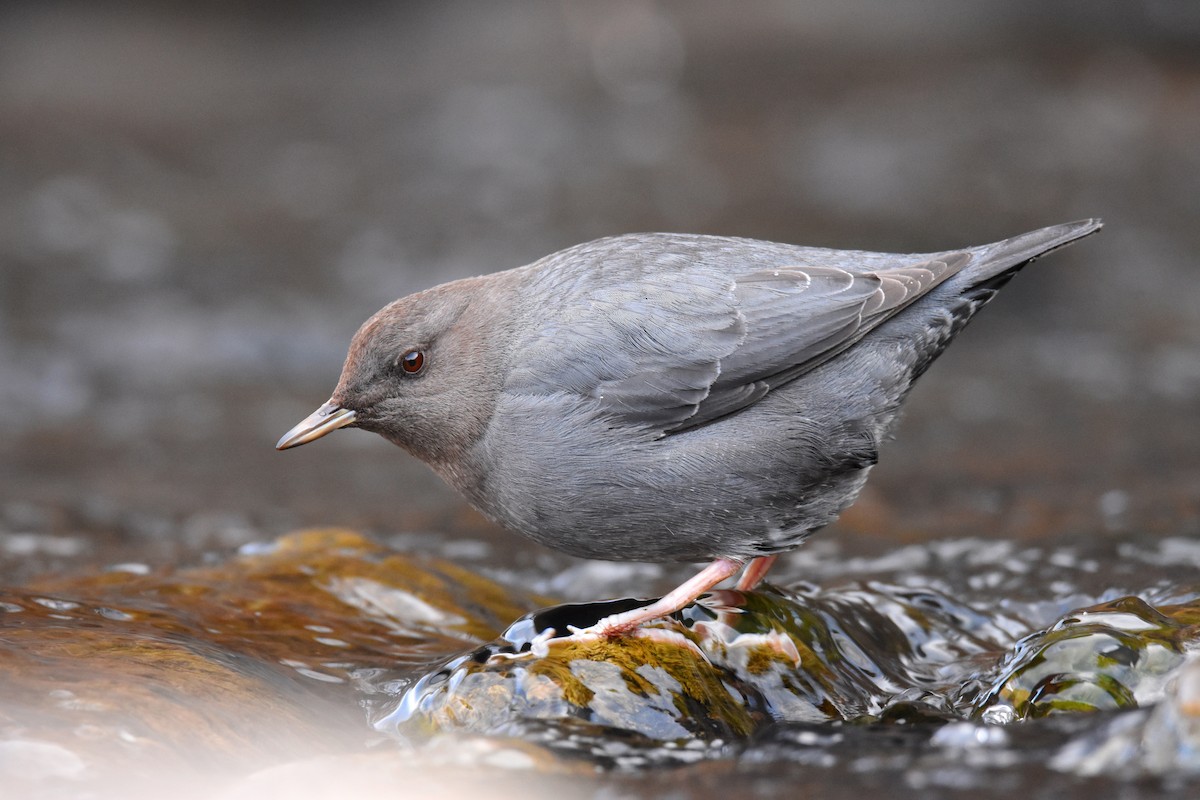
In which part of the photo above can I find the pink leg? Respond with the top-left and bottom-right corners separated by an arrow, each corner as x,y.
583,557 -> 743,638
735,555 -> 778,591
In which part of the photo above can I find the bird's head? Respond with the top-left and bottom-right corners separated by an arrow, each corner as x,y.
276,276 -> 508,470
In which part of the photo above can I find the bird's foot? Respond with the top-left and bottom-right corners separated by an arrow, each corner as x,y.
560,557 -> 745,639
735,555 -> 778,591
560,620 -> 707,657
564,612 -> 646,640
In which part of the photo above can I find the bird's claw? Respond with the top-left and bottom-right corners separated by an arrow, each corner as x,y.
553,620 -> 706,658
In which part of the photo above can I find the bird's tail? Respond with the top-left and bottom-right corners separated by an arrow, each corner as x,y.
959,218 -> 1103,290
901,219 -> 1102,383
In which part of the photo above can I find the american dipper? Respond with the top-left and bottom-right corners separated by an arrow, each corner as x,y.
278,220 -> 1101,636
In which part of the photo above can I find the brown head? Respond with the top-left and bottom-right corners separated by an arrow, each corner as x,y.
276,274 -> 517,478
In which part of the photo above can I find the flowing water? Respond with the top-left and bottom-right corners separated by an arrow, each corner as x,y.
2,526 -> 1197,798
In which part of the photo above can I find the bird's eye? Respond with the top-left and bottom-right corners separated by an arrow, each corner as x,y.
398,349 -> 425,375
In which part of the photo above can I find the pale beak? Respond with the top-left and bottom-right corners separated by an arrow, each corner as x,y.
276,401 -> 357,450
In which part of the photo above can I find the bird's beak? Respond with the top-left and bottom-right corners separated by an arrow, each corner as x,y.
276,401 -> 357,450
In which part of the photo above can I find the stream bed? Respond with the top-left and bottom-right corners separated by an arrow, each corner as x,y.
2,526 -> 1197,799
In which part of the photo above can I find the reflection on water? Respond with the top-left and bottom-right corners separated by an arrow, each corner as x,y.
0,528 -> 1197,798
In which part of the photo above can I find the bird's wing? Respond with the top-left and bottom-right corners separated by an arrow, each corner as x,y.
503,253 -> 970,434
676,254 -> 969,430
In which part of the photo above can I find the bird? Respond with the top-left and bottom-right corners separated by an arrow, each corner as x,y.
278,220 -> 1102,637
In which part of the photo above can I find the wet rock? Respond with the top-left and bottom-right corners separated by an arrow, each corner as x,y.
971,595 -> 1200,720
3,527 -> 1200,795
0,529 -> 544,791
379,582 -> 1018,753
1051,655 -> 1200,776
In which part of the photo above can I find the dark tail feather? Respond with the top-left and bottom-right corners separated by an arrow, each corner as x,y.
959,217 -> 1103,312
908,219 -> 1102,382
960,218 -> 1103,289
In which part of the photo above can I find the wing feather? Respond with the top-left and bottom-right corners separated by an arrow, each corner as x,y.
504,251 -> 972,435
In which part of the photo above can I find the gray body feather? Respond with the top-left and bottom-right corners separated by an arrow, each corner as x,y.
459,221 -> 1101,561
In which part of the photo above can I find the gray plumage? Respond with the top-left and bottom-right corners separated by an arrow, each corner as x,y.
280,220 -> 1101,569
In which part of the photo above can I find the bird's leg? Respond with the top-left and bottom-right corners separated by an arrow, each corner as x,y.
734,555 -> 778,591
578,557 -> 743,638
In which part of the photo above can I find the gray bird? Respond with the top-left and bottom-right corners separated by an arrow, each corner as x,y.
278,220 -> 1101,636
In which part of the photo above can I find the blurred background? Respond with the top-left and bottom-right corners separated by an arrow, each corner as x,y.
1,0 -> 1197,584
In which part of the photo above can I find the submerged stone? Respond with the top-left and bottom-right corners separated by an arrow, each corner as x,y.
2,527 -> 1200,790
1051,656 -> 1200,777
378,583 -> 1014,749
0,529 -> 545,789
971,595 -> 1200,719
